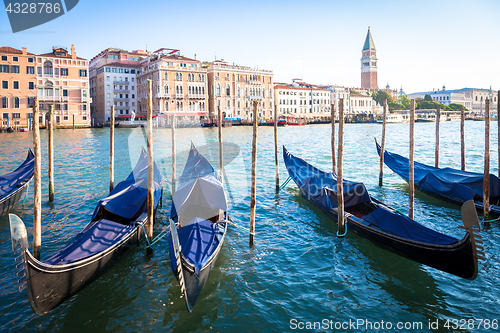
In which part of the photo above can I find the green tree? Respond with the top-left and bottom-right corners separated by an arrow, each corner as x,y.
389,102 -> 405,111
424,94 -> 433,101
399,95 -> 411,109
449,103 -> 467,111
350,89 -> 360,95
373,90 -> 394,106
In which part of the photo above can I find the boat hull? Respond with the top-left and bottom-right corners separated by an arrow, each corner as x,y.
177,222 -> 227,310
23,222 -> 144,315
0,181 -> 30,217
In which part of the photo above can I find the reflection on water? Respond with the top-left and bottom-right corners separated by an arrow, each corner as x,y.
0,121 -> 499,332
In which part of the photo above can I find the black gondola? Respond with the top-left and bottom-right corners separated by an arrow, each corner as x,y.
0,149 -> 34,217
169,143 -> 228,312
283,147 -> 484,280
8,148 -> 162,315
375,139 -> 500,216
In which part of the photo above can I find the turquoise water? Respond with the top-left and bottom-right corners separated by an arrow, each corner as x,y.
0,121 -> 499,332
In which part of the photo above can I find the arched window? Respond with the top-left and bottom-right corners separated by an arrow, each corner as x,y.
1,96 -> 8,108
164,85 -> 168,94
165,101 -> 169,111
188,86 -> 192,94
14,97 -> 19,108
164,72 -> 168,80
226,84 -> 230,96
179,73 -> 182,80
176,86 -> 179,94
43,61 -> 53,75
202,87 -> 205,95
216,83 -> 221,96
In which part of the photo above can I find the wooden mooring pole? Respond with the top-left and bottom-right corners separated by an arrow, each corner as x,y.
484,99 -> 490,219
498,91 -> 500,178
218,106 -> 223,182
274,105 -> 279,191
337,98 -> 345,237
461,105 -> 465,171
250,100 -> 258,246
331,103 -> 336,172
435,107 -> 440,168
33,98 -> 41,260
48,104 -> 54,202
146,80 -> 154,240
409,99 -> 415,220
171,115 -> 176,194
109,105 -> 115,192
379,99 -> 387,186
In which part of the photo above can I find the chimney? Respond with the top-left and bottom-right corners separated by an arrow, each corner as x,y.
22,47 -> 27,55
71,44 -> 76,59
194,53 -> 197,60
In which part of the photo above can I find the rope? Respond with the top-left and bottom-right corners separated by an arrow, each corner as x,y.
224,218 -> 255,235
136,222 -> 152,248
336,222 -> 348,237
481,217 -> 500,223
136,222 -> 170,249
22,182 -> 30,209
278,176 -> 292,192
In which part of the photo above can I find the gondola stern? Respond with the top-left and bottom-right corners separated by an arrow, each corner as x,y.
460,200 -> 483,280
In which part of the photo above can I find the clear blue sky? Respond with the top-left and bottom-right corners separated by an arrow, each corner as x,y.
1,0 -> 499,94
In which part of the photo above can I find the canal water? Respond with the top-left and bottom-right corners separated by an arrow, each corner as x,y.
0,121 -> 499,332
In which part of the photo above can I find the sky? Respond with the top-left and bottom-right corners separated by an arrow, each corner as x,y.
1,0 -> 499,94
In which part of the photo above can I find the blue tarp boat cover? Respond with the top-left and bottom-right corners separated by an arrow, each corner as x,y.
92,148 -> 162,222
43,149 -> 161,265
362,208 -> 457,245
44,220 -> 135,265
284,148 -> 458,245
168,217 -> 221,275
0,149 -> 34,199
283,148 -> 371,211
378,144 -> 500,202
170,146 -> 227,222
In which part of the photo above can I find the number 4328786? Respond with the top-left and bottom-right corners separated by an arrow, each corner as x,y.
6,3 -> 61,14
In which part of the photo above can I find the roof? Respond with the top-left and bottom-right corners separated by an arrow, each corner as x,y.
363,28 -> 376,51
37,49 -> 87,60
274,84 -> 329,92
0,46 -> 35,56
350,93 -> 373,98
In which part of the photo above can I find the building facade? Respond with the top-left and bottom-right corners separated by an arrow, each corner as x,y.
361,27 -> 378,90
35,45 -> 90,128
407,87 -> 498,113
89,48 -> 147,124
0,46 -> 36,129
206,60 -> 274,121
137,48 -> 208,122
349,93 -> 376,114
274,82 -> 330,116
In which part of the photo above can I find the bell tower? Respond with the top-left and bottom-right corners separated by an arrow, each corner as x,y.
361,27 -> 378,90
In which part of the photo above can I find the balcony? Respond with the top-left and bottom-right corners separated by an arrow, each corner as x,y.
156,93 -> 172,99
188,94 -> 205,99
115,105 -> 130,110
175,93 -> 185,99
114,97 -> 129,102
113,80 -> 130,85
114,88 -> 130,93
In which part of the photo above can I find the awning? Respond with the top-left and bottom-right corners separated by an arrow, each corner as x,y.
159,112 -> 208,117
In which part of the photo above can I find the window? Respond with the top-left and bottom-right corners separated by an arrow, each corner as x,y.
13,81 -> 19,89
1,97 -> 7,108
13,112 -> 20,118
1,55 -> 7,61
82,116 -> 87,121
82,90 -> 87,97
28,57 -> 34,63
63,89 -> 68,97
43,61 -> 53,75
14,97 -> 20,108
0,65 -> 9,73
61,68 -> 68,76
37,67 -> 42,75
26,66 -> 35,74
82,105 -> 87,111
54,68 -> 59,76
131,69 -> 136,74
119,68 -> 123,73
11,65 -> 19,74
12,56 -> 18,62
106,76 -> 110,81
112,68 -> 117,73
28,97 -> 33,108
80,69 -> 87,77
216,83 -> 221,96
2,81 -> 8,89
63,116 -> 68,121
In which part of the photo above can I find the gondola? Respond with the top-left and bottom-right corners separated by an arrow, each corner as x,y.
0,149 -> 34,217
375,139 -> 500,216
8,148 -> 162,315
283,147 -> 484,280
169,143 -> 228,312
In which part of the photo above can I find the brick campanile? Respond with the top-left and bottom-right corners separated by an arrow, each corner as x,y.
361,27 -> 378,90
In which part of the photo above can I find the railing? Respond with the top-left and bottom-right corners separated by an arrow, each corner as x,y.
156,93 -> 171,98
188,94 -> 205,99
113,97 -> 129,102
114,88 -> 129,93
113,80 -> 130,85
